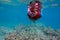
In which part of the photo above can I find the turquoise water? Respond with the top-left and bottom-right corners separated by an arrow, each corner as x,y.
0,0 -> 60,29
0,0 -> 60,40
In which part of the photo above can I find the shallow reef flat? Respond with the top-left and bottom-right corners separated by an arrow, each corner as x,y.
0,23 -> 60,40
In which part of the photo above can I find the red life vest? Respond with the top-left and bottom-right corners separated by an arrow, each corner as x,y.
28,1 -> 42,20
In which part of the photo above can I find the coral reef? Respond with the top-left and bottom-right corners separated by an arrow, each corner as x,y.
4,24 -> 60,40
1,24 -> 60,40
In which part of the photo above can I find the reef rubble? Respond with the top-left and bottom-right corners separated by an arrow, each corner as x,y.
1,24 -> 60,40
